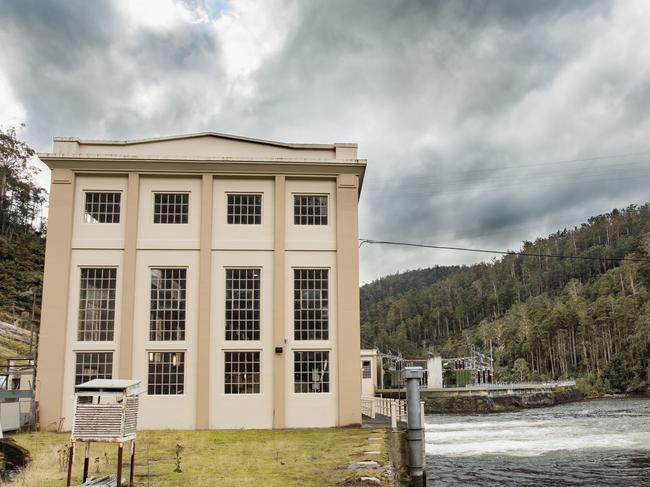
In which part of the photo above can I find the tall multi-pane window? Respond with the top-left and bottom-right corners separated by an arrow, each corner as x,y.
78,268 -> 117,341
362,360 -> 372,379
294,269 -> 329,340
224,351 -> 260,394
75,352 -> 113,385
225,269 -> 260,341
147,351 -> 185,395
294,351 -> 330,393
227,194 -> 262,224
84,192 -> 121,224
150,268 -> 186,341
294,195 -> 328,225
153,192 -> 189,224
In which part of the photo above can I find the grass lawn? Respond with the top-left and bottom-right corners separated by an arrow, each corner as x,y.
12,428 -> 388,486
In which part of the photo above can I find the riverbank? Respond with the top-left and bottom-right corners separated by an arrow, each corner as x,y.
11,429 -> 391,486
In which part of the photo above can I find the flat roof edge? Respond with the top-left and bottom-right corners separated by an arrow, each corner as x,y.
52,132 -> 357,150
38,152 -> 368,165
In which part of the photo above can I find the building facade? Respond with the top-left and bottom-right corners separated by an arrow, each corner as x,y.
36,132 -> 365,430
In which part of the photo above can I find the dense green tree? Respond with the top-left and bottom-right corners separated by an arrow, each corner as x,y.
0,126 -> 46,341
0,125 -> 45,236
512,358 -> 531,382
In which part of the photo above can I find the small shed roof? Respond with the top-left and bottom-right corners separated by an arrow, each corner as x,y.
75,379 -> 141,395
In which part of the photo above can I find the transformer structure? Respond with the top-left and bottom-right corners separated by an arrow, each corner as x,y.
378,351 -> 428,389
442,345 -> 493,387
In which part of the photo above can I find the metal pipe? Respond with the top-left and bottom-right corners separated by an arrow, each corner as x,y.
66,442 -> 74,487
117,443 -> 124,487
404,366 -> 425,487
82,442 -> 90,482
130,440 -> 136,486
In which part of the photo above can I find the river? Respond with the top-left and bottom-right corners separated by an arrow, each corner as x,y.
424,397 -> 650,486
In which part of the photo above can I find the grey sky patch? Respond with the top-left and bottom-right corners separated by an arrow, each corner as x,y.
1,0 -> 649,282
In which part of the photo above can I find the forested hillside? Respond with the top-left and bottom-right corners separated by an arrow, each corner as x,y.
361,266 -> 461,312
0,127 -> 46,359
361,204 -> 650,395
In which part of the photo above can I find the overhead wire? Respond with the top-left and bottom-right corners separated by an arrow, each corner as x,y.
366,147 -> 650,184
358,148 -> 650,261
358,238 -> 650,262
367,159 -> 650,197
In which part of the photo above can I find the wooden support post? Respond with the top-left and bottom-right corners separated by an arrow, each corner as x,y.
66,442 -> 74,487
117,443 -> 124,487
129,440 -> 136,486
82,442 -> 90,482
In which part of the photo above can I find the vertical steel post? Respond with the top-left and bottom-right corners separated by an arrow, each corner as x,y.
117,443 -> 124,487
66,442 -> 74,487
129,440 -> 136,486
404,367 -> 425,487
82,442 -> 90,482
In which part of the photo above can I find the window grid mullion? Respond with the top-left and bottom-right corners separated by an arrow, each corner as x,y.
294,351 -> 329,393
153,192 -> 188,224
78,268 -> 117,342
227,194 -> 262,225
147,351 -> 185,395
294,269 -> 328,340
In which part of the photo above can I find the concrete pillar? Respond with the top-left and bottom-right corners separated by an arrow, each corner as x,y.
195,174 -> 213,428
427,356 -> 443,389
118,173 -> 140,379
37,168 -> 75,430
336,174 -> 361,425
273,176 -> 286,428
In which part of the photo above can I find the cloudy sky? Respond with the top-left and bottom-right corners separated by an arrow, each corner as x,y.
2,0 -> 650,283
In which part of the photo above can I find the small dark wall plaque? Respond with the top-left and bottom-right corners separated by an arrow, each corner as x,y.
275,347 -> 283,354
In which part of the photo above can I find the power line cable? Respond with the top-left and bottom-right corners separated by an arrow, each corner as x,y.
368,160 -> 650,192
367,148 -> 650,184
358,239 -> 650,262
364,169 -> 650,198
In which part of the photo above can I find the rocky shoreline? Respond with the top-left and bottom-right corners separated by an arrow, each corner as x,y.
380,387 -> 584,414
423,387 -> 584,414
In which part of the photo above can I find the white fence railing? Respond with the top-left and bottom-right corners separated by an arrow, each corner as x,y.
464,379 -> 577,390
361,396 -> 408,427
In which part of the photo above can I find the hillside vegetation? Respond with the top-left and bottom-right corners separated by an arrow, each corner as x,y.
361,204 -> 650,395
0,126 -> 46,360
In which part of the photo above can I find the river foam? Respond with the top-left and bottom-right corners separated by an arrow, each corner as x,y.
425,398 -> 650,485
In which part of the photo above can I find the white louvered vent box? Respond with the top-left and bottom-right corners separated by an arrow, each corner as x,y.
72,379 -> 141,443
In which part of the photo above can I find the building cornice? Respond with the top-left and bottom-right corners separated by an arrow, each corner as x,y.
38,154 -> 367,194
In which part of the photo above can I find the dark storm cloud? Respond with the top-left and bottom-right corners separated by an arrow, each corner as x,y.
0,0 -> 226,146
1,0 -> 649,281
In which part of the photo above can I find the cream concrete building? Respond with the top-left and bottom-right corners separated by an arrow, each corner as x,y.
360,349 -> 379,397
36,132 -> 366,430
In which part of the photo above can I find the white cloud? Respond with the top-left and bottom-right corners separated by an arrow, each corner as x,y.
0,72 -> 26,127
212,0 -> 298,96
116,0 -> 208,31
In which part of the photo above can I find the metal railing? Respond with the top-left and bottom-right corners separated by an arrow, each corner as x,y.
361,396 -> 407,426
